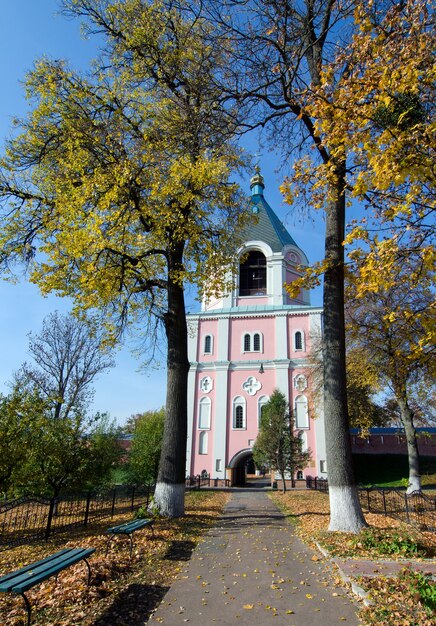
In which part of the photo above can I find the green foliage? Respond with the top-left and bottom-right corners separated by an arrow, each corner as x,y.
0,384 -> 122,498
133,506 -> 148,519
351,528 -> 425,558
0,311 -> 121,497
373,92 -> 425,131
0,386 -> 49,495
126,408 -> 165,484
405,570 -> 436,615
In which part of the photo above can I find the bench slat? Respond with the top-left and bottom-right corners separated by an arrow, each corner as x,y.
0,548 -> 95,594
0,549 -> 72,591
107,519 -> 153,534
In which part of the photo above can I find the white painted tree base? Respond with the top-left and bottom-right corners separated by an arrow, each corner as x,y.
406,476 -> 421,494
328,486 -> 367,533
151,482 -> 185,517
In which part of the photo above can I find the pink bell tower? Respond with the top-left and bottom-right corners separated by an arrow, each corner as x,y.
186,171 -> 326,485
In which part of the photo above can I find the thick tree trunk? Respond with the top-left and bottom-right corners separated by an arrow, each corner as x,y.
323,174 -> 367,532
153,251 -> 190,517
396,390 -> 421,494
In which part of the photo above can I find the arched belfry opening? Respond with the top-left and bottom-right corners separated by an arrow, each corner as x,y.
239,250 -> 267,296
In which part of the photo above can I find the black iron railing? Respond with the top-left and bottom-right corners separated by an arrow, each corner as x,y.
306,476 -> 436,531
0,484 -> 155,549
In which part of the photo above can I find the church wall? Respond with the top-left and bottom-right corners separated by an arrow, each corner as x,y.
235,296 -> 269,306
287,314 -> 312,357
196,319 -> 219,362
225,368 -> 273,464
228,316 -> 276,361
190,371 -> 217,477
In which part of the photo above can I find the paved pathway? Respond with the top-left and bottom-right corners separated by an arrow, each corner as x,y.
149,490 -> 362,624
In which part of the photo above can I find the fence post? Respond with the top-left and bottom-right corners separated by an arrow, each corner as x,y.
45,498 -> 56,542
111,488 -> 117,518
404,492 -> 410,523
84,492 -> 91,526
382,490 -> 387,516
131,485 -> 135,511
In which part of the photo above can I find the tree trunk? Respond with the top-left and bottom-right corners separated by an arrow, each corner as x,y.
396,389 -> 421,494
280,469 -> 287,493
153,250 -> 190,517
323,173 -> 367,532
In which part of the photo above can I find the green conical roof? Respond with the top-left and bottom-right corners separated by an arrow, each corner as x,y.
243,171 -> 298,252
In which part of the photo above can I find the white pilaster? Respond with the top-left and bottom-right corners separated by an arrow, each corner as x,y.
274,361 -> 290,403
217,316 -> 230,361
275,313 -> 288,360
186,364 -> 198,476
187,317 -> 199,362
213,364 -> 229,476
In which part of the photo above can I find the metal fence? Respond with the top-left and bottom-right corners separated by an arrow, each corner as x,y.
185,475 -> 231,489
0,484 -> 155,549
358,486 -> 436,531
305,476 -> 329,493
306,476 -> 436,531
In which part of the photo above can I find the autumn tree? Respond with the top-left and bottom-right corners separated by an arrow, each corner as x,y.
206,0 -> 366,530
346,256 -> 435,494
253,390 -> 311,493
0,0 -> 247,516
304,334 -> 387,435
206,0 -> 434,530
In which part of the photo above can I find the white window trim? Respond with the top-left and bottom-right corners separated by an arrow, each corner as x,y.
232,396 -> 247,430
241,331 -> 264,354
198,396 -> 211,430
293,329 -> 305,352
199,431 -> 208,455
295,394 -> 309,429
298,430 -> 308,452
203,334 -> 213,355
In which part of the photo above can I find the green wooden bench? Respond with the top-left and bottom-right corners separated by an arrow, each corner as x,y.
105,518 -> 154,556
0,547 -> 95,626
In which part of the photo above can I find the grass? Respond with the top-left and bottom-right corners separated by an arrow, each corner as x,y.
0,490 -> 229,625
270,490 -> 436,625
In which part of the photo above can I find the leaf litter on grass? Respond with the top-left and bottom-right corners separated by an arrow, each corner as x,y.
0,490 -> 229,625
270,490 -> 436,625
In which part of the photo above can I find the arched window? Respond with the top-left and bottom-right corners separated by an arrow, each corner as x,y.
297,470 -> 304,480
299,430 -> 308,452
198,397 -> 211,429
242,331 -> 263,353
258,395 -> 269,426
199,431 -> 208,454
239,250 -> 267,296
294,330 -> 304,351
203,334 -> 212,354
295,395 -> 309,428
233,396 -> 246,429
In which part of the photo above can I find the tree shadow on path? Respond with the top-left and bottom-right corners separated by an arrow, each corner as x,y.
90,583 -> 169,625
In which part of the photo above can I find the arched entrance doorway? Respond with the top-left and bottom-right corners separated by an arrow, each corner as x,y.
227,448 -> 255,486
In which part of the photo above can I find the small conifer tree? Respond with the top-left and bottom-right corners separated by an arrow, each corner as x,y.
253,389 -> 311,492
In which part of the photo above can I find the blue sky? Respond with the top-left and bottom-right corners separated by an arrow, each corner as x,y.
0,0 -> 325,425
